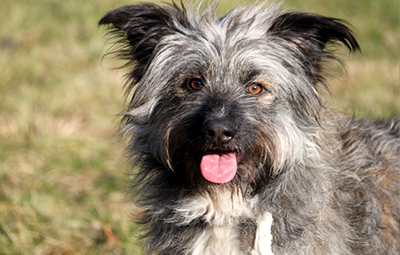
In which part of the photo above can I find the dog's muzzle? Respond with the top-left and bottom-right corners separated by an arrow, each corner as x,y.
200,118 -> 239,184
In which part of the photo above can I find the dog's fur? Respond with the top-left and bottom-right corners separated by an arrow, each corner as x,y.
99,1 -> 400,254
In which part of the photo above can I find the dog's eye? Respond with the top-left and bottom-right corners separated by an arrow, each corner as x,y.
186,78 -> 203,91
248,83 -> 263,95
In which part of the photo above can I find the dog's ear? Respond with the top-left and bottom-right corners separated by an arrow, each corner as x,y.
269,12 -> 360,58
99,4 -> 188,82
269,12 -> 360,85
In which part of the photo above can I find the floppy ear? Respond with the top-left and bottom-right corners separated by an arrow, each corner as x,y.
270,12 -> 360,54
269,12 -> 360,79
99,3 -> 188,83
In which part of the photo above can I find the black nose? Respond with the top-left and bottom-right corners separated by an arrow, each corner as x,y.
202,118 -> 237,145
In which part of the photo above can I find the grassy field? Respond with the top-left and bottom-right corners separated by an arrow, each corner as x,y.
0,0 -> 398,254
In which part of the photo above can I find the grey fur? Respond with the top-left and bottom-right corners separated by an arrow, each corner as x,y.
99,1 -> 399,254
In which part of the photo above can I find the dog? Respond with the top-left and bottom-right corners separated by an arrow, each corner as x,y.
99,1 -> 400,254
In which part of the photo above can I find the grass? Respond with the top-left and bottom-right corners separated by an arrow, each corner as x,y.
0,0 -> 398,254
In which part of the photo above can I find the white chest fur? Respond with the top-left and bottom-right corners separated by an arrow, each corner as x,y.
174,191 -> 274,255
253,212 -> 275,255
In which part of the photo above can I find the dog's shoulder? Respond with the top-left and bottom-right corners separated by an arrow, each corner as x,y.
338,116 -> 399,158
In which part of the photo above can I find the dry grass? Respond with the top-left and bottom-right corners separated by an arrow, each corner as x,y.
0,0 -> 398,254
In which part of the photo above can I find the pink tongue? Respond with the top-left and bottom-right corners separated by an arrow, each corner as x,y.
200,152 -> 237,183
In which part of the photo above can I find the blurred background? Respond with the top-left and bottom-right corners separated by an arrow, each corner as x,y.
0,0 -> 398,254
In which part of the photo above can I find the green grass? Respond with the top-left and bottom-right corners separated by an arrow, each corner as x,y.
0,0 -> 398,254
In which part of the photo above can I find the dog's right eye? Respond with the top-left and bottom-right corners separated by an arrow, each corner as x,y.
186,78 -> 203,91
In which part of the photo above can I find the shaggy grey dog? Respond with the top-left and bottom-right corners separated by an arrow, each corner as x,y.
99,1 -> 399,254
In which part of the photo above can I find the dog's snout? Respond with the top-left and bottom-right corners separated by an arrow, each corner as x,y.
202,119 -> 237,145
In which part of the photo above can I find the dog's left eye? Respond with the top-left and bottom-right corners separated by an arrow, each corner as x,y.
186,78 -> 203,91
248,83 -> 263,95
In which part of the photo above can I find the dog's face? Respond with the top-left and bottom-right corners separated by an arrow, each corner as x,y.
100,2 -> 359,189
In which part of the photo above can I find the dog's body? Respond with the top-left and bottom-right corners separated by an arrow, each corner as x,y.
99,2 -> 399,254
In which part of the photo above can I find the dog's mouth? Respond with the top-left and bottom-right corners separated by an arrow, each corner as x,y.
200,150 -> 242,184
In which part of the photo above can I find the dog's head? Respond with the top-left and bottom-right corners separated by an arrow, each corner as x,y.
100,2 -> 359,189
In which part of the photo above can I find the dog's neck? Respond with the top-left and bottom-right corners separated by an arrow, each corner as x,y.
174,190 -> 274,255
